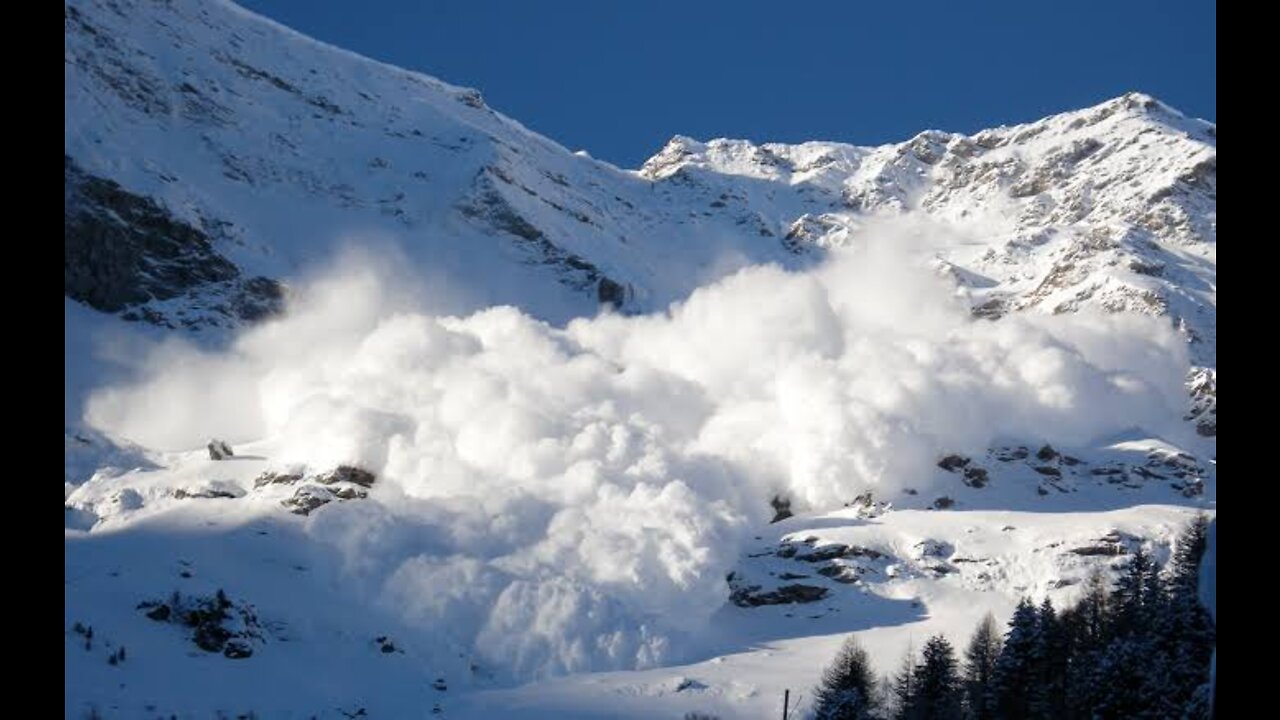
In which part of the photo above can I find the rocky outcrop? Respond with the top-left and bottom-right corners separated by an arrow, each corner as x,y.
1186,368 -> 1217,437
729,582 -> 829,607
207,439 -> 234,460
137,589 -> 262,659
1068,530 -> 1137,556
253,465 -> 376,515
64,156 -> 285,328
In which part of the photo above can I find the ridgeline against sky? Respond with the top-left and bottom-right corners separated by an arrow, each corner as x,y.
240,0 -> 1216,168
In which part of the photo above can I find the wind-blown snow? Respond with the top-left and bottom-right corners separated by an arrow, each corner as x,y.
81,219 -> 1195,680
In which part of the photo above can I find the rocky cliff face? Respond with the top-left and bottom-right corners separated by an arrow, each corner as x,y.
65,155 -> 284,328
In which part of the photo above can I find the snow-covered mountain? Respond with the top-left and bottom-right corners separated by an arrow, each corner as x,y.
65,0 -> 1215,359
65,0 -> 1215,717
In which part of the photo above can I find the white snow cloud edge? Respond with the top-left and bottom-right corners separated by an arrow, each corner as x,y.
82,217 -> 1194,679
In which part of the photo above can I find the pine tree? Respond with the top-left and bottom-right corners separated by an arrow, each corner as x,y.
962,614 -> 1000,720
890,645 -> 918,720
913,635 -> 962,720
813,635 -> 879,720
1060,570 -> 1111,720
1094,545 -> 1178,717
1029,598 -> 1066,719
1069,569 -> 1112,652
1089,634 -> 1170,719
1158,515 -> 1216,716
1169,514 -> 1209,591
1112,547 -> 1157,637
992,598 -> 1038,720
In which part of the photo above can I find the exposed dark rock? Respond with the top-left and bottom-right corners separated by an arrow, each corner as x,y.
816,564 -> 859,583
459,172 -> 614,297
597,277 -> 629,308
1182,366 -> 1213,435
994,446 -> 1029,461
173,485 -> 242,500
459,175 -> 544,241
193,622 -> 232,652
1036,445 -> 1059,461
144,604 -> 171,622
846,546 -> 884,560
254,471 -> 304,488
1033,466 -> 1062,477
455,88 -> 486,109
223,640 -> 253,659
1176,479 -> 1204,498
937,454 -> 970,472
795,544 -> 849,563
140,590 -> 261,658
315,465 -> 376,488
971,297 -> 1006,320
933,496 -> 956,510
231,276 -> 287,322
207,439 -> 234,460
1069,530 -> 1133,556
332,487 -> 368,501
274,468 -> 373,513
674,678 -> 706,693
282,485 -> 335,516
66,155 -> 235,310
914,539 -> 952,558
65,156 -> 285,326
769,495 -> 793,523
1069,544 -> 1126,556
730,583 -> 829,607
962,467 -> 989,488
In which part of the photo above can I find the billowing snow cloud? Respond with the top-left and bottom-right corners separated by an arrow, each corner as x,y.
83,219 -> 1193,679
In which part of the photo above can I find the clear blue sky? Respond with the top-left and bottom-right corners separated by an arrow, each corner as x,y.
239,0 -> 1216,169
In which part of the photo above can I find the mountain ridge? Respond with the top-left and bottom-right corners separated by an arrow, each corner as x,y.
66,0 -> 1215,372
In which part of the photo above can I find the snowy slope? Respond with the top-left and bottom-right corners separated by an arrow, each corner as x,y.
65,0 -> 810,331
65,0 -> 1215,363
64,265 -> 1216,717
639,97 -> 1216,369
65,0 -> 1216,717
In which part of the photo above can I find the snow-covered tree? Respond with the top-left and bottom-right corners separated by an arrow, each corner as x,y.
813,635 -> 879,720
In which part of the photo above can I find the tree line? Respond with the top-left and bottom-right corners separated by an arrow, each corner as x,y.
811,514 -> 1214,719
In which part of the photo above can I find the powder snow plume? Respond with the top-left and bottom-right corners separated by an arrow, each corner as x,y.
83,219 -> 1193,679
